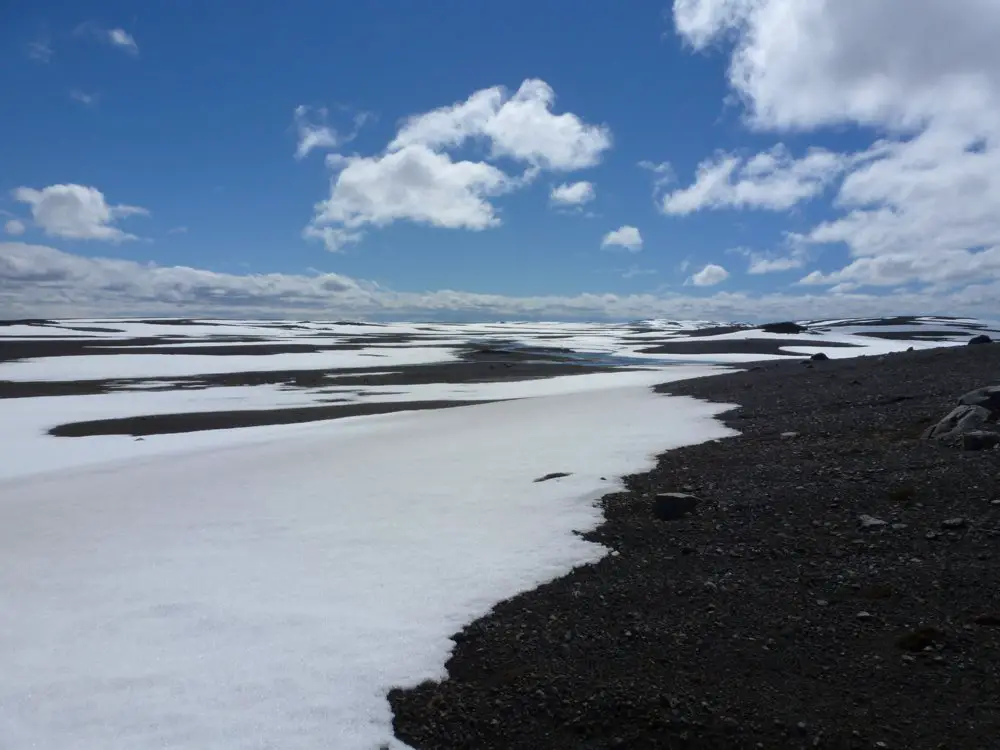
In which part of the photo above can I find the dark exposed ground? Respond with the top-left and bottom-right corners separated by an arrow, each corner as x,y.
48,399 -> 497,437
391,343 -> 1000,750
0,347 -> 608,400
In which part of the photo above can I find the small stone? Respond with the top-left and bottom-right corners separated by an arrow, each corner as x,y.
780,431 -> 800,439
859,514 -> 887,528
810,352 -> 830,361
973,614 -> 1000,627
891,523 -> 908,530
941,517 -> 966,529
925,531 -> 940,540
857,611 -> 875,621
816,599 -> 829,607
896,627 -> 945,652
533,471 -> 571,483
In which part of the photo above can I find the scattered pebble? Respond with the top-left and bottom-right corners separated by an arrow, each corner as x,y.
859,514 -> 887,528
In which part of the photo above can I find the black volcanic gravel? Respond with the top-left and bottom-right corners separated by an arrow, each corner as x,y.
390,344 -> 1000,750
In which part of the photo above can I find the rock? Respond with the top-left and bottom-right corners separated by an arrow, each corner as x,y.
533,472 -> 571,483
962,431 -> 1000,451
941,517 -> 967,529
896,627 -> 945,652
973,614 -> 1000,626
958,385 -> 1000,411
810,352 -> 830,361
859,514 -> 887,528
760,321 -> 806,334
780,431 -> 799,439
857,611 -> 875,621
968,334 -> 992,345
652,492 -> 700,521
922,404 -> 992,441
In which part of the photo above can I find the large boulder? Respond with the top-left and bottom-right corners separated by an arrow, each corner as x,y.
924,385 -> 1000,448
959,385 -> 1000,411
968,334 -> 993,345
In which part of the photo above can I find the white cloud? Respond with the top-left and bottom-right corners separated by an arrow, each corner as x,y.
306,145 -> 515,250
670,0 -> 1000,292
550,181 -> 595,207
601,225 -> 643,252
729,245 -> 809,274
672,0 -> 1000,133
389,79 -> 612,170
662,145 -> 847,214
27,38 -> 53,62
688,263 -> 730,286
4,220 -> 26,236
70,90 -> 97,106
293,106 -> 369,160
107,28 -> 138,54
621,265 -> 657,280
12,184 -> 148,242
305,80 -> 606,249
6,241 -> 1000,321
75,23 -> 139,55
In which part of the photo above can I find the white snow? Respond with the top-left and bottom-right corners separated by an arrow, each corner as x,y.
0,370 -> 735,750
0,346 -> 458,382
0,368 -> 723,482
1,314 -> 996,749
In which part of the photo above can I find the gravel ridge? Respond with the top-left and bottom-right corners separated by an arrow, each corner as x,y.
391,344 -> 1000,750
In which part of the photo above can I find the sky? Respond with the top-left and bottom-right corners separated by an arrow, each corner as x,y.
2,0 -> 1000,322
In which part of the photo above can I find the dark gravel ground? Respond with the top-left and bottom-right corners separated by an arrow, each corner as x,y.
390,344 -> 1000,750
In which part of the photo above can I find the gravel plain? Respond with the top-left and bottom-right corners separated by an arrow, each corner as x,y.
391,343 -> 1000,749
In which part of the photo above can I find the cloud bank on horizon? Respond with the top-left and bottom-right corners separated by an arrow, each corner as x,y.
3,0 -> 1000,321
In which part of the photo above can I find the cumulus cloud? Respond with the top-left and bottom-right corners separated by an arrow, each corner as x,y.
389,79 -> 611,170
305,79 -> 608,250
550,181 -> 595,207
6,241 -> 999,321
4,220 -> 26,236
307,146 -> 515,250
601,225 -> 643,252
662,145 -> 847,214
12,184 -> 148,242
669,0 -> 1000,292
688,263 -> 730,286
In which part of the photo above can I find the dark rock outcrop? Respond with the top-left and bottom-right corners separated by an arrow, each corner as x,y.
760,321 -> 806,334
923,384 -> 1000,448
968,334 -> 993,345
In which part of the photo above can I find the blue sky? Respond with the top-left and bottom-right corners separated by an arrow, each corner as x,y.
2,1 -> 998,320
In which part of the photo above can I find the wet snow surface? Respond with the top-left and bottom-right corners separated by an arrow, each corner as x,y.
0,315 -> 996,749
